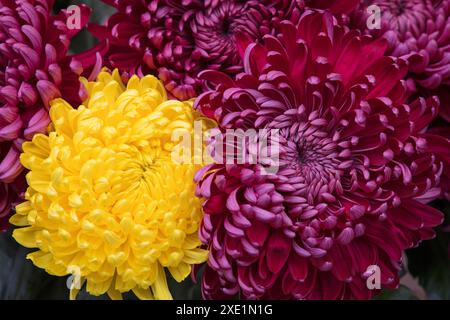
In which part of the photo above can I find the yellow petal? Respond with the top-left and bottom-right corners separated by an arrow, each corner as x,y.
151,265 -> 173,300
12,227 -> 37,247
107,288 -> 123,300
132,287 -> 154,300
169,262 -> 191,282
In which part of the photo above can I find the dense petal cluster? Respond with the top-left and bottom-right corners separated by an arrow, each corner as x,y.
0,0 -> 90,230
351,0 -> 450,91
349,0 -> 450,195
11,70 -> 208,299
194,11 -> 447,299
95,0 -> 301,100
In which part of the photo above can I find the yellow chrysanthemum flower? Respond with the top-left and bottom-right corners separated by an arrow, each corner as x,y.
10,70 -> 210,300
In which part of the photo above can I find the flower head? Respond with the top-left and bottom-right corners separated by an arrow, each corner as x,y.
194,11 -> 447,299
0,0 -> 90,230
11,70 -> 208,299
351,0 -> 450,91
95,0 -> 301,100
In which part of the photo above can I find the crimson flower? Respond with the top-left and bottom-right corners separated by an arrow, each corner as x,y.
0,0 -> 91,230
94,0 -> 302,100
194,10 -> 447,299
351,0 -> 450,91
349,1 -> 450,197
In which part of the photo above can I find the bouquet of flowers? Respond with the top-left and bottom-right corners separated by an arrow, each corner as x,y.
0,0 -> 449,300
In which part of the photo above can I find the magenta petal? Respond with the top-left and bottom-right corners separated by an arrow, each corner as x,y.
36,80 -> 61,108
246,221 -> 269,247
23,108 -> 50,139
0,146 -> 22,183
288,254 -> 309,281
21,25 -> 42,52
0,85 -> 18,106
203,194 -> 226,215
0,106 -> 18,123
12,43 -> 39,71
0,116 -> 22,141
266,231 -> 291,274
18,82 -> 38,106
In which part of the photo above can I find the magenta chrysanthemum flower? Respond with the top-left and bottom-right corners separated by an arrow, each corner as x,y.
351,0 -> 450,91
0,0 -> 90,230
194,11 -> 448,299
94,0 -> 301,100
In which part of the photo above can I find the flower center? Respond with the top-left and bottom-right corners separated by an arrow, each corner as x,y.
220,16 -> 232,36
193,1 -> 265,67
395,0 -> 407,15
269,108 -> 350,210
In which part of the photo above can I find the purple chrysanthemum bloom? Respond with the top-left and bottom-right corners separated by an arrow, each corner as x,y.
351,0 -> 450,91
194,10 -> 448,300
0,0 -> 91,230
93,0 -> 302,100
350,0 -> 450,199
